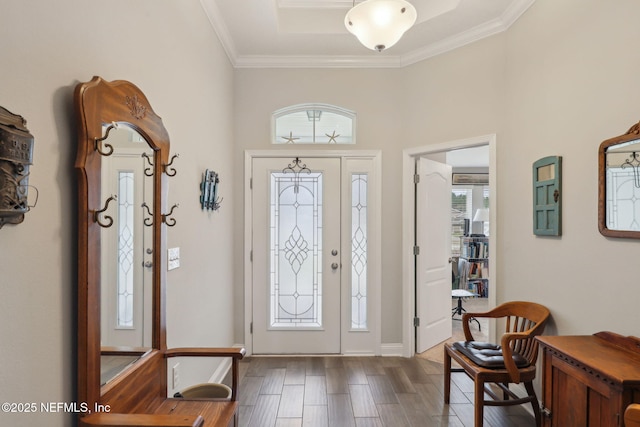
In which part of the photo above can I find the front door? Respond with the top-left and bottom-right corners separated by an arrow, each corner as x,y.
252,157 -> 341,354
416,157 -> 453,353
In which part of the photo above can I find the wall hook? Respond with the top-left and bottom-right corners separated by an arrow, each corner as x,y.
141,152 -> 154,177
94,195 -> 117,228
94,122 -> 118,156
141,202 -> 153,226
164,154 -> 179,177
162,203 -> 179,227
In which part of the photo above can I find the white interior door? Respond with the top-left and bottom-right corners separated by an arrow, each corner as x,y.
416,157 -> 453,353
252,157 -> 341,354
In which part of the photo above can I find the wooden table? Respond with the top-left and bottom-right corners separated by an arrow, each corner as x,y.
536,332 -> 640,427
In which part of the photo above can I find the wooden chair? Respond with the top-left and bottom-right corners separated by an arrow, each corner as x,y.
444,301 -> 550,427
626,404 -> 640,427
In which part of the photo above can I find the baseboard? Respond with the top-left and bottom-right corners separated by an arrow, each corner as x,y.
380,343 -> 404,357
232,343 -> 405,358
207,344 -> 245,384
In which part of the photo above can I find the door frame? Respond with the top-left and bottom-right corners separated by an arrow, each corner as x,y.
402,135 -> 497,357
244,149 -> 382,356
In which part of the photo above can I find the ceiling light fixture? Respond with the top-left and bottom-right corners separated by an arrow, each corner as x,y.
345,0 -> 417,52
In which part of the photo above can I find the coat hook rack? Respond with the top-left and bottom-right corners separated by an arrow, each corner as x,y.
94,122 -> 118,156
162,204 -> 179,226
200,169 -> 222,211
94,195 -> 117,228
164,154 -> 179,177
141,202 -> 153,226
141,152 -> 154,177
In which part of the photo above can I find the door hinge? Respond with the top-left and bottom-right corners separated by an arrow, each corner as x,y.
250,322 -> 253,334
249,177 -> 253,190
413,246 -> 420,256
413,317 -> 420,327
414,173 -> 420,184
250,250 -> 253,262
541,406 -> 551,418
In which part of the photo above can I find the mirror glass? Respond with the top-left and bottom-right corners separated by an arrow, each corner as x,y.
604,138 -> 640,232
99,124 -> 154,385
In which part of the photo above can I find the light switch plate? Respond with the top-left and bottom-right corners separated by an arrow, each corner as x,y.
168,247 -> 180,270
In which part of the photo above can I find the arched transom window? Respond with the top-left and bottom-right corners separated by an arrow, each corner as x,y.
272,103 -> 356,144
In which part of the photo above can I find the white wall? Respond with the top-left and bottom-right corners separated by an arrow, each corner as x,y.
500,0 -> 640,336
0,1 -> 235,426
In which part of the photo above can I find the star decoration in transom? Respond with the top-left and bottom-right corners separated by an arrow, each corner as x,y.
325,130 -> 340,143
281,131 -> 300,144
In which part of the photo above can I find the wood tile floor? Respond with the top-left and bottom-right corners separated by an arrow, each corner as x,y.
235,355 -> 536,427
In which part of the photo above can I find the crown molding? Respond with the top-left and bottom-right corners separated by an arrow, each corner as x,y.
203,0 -> 535,69
233,54 -> 405,69
199,0 -> 239,67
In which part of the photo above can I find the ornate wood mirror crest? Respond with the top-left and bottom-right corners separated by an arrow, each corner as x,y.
599,120 -> 640,238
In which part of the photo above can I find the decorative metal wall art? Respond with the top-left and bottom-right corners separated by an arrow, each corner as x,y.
0,106 -> 36,229
200,169 -> 222,211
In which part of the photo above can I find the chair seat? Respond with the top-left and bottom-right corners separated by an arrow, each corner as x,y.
452,341 -> 530,369
445,342 -> 537,383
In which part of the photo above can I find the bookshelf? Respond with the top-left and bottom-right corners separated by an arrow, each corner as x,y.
459,236 -> 489,297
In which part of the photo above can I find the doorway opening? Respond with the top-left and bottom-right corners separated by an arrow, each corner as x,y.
402,135 -> 497,358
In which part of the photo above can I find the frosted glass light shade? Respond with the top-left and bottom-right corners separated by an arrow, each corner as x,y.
345,0 -> 417,52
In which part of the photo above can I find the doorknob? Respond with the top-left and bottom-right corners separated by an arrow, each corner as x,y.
331,262 -> 339,270
143,261 -> 153,268
331,249 -> 338,256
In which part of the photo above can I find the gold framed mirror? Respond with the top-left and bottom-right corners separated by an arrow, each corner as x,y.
598,120 -> 640,238
75,76 -> 170,408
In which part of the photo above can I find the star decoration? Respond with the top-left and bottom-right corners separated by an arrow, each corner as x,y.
325,130 -> 340,143
281,131 -> 300,144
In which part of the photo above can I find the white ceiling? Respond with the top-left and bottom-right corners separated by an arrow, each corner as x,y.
200,0 -> 535,68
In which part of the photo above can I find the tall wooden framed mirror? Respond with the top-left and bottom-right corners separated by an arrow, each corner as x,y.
75,76 -> 170,410
75,77 -> 244,427
599,120 -> 640,238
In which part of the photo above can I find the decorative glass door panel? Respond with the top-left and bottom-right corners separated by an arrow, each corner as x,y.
270,171 -> 324,328
253,157 -> 341,354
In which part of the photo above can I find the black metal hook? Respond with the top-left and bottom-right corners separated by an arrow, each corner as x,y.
94,123 -> 117,156
94,195 -> 117,228
164,154 -> 179,177
141,152 -> 154,177
162,204 -> 179,227
141,202 -> 153,226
